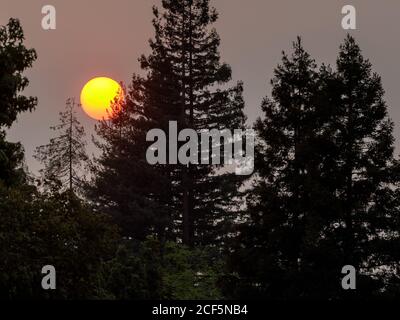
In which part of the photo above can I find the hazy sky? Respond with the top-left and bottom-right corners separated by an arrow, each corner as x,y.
1,0 -> 400,174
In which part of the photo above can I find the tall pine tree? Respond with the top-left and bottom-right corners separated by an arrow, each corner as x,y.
142,0 -> 246,246
329,35 -> 400,297
230,36 -> 400,299
91,0 -> 246,246
35,98 -> 88,193
230,38 -> 326,299
89,67 -> 179,241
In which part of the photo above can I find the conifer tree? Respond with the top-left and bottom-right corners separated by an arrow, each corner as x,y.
230,38 -> 326,298
328,35 -> 400,296
91,0 -> 246,246
89,71 -> 178,241
151,0 -> 246,247
35,98 -> 88,193
230,36 -> 400,299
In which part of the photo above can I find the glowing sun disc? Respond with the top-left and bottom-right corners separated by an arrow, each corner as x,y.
80,77 -> 123,120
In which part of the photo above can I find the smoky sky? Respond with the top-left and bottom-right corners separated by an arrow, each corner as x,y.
1,0 -> 400,174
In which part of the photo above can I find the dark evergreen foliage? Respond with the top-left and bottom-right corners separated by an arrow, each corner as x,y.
230,36 -> 400,299
35,98 -> 88,193
1,11 -> 399,300
89,0 -> 246,247
0,18 -> 37,186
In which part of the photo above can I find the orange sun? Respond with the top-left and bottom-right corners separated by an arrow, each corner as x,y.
80,77 -> 123,120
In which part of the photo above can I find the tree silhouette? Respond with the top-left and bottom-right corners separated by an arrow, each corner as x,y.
91,0 -> 246,246
0,18 -> 37,186
84,26 -> 187,239
230,38 -> 326,298
230,36 -> 400,299
35,98 -> 88,193
152,0 -> 246,247
329,35 -> 400,296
